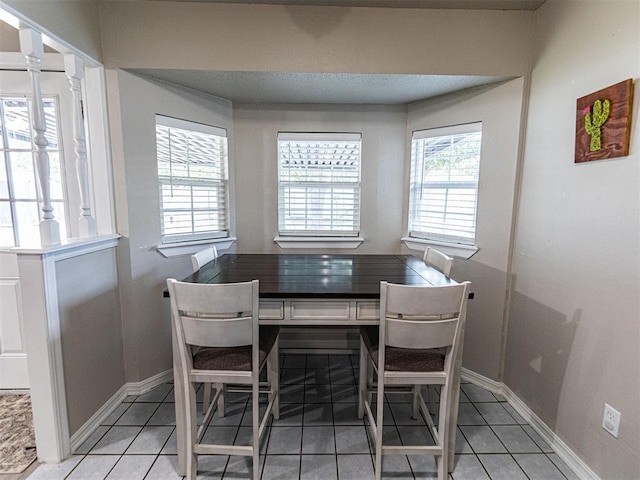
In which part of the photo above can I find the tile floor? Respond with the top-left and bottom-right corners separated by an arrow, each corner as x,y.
25,353 -> 580,480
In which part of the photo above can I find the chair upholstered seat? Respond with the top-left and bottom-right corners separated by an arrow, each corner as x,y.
194,326 -> 280,371
360,326 -> 444,372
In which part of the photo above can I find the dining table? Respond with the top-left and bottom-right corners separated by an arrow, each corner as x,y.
168,253 -> 461,474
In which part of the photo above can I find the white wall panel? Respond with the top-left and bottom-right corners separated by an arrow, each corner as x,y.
0,275 -> 28,388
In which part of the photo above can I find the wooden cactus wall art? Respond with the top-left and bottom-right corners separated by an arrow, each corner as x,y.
575,79 -> 634,163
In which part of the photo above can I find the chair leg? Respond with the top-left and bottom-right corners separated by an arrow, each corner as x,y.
437,452 -> 447,480
216,383 -> 226,417
202,383 -> 211,415
428,385 -> 438,420
357,337 -> 368,419
268,338 -> 280,419
186,381 -> 199,480
252,379 -> 260,480
202,383 -> 225,416
412,385 -> 419,419
437,380 -> 451,480
374,373 -> 384,480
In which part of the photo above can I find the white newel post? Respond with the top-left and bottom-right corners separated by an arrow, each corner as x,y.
19,26 -> 61,246
64,54 -> 97,237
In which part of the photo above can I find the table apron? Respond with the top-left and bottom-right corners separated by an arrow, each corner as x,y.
258,299 -> 380,325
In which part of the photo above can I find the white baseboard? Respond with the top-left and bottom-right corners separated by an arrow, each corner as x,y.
125,369 -> 173,396
461,368 -> 599,480
500,384 -> 599,480
69,370 -> 173,453
461,367 -> 503,395
69,384 -> 128,452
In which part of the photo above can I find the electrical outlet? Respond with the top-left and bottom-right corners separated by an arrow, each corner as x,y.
602,403 -> 621,438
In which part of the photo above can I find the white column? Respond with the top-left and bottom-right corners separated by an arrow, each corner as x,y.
64,54 -> 97,237
19,26 -> 60,246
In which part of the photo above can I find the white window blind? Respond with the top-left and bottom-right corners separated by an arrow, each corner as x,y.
408,123 -> 482,245
278,132 -> 361,237
156,115 -> 229,243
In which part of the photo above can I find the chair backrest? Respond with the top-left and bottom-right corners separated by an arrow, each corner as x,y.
191,246 -> 218,272
167,279 -> 258,349
423,247 -> 453,277
381,281 -> 471,351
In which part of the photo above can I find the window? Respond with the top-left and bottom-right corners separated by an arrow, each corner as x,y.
0,95 -> 67,247
408,123 -> 482,245
277,132 -> 361,237
156,115 -> 229,243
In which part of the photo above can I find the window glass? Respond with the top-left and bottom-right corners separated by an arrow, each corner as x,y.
156,115 -> 229,243
14,201 -> 40,247
0,202 -> 12,246
408,123 -> 482,245
3,98 -> 31,150
0,95 -> 67,247
277,132 -> 361,237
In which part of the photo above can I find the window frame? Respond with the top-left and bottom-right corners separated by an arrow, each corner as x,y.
407,122 -> 482,249
276,131 -> 362,241
155,114 -> 230,246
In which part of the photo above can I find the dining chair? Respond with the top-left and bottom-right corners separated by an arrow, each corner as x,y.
190,246 -> 220,414
423,247 -> 453,277
421,247 -> 454,414
166,278 -> 279,480
191,245 -> 218,272
358,280 -> 471,480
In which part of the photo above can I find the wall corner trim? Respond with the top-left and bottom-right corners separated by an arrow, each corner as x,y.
69,369 -> 173,454
69,384 -> 128,454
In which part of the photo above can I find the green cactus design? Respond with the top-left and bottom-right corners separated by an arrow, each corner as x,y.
584,99 -> 610,152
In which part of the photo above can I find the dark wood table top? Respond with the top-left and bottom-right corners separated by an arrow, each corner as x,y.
168,253 -> 454,299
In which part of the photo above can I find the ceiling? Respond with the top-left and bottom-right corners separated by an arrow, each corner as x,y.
2,0 -> 541,104
130,69 -> 513,104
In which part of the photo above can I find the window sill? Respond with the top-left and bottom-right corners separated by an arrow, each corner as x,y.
156,237 -> 236,258
274,236 -> 364,250
401,237 -> 478,260
4,234 -> 121,258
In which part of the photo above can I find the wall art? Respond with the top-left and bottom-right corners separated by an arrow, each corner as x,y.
575,79 -> 634,163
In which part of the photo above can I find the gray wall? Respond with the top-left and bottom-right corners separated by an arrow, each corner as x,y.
505,1 -> 639,478
106,71 -> 235,382
98,1 -> 533,76
56,247 -> 124,436
407,78 -> 526,380
233,103 -> 407,253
